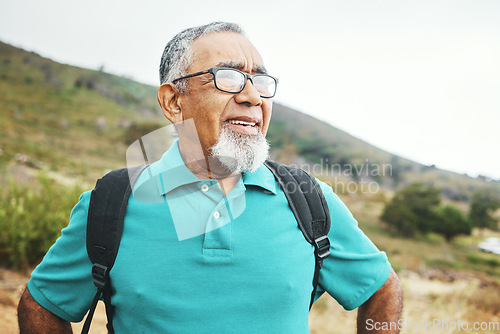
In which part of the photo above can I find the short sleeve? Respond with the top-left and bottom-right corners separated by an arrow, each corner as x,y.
314,181 -> 391,310
27,191 -> 96,322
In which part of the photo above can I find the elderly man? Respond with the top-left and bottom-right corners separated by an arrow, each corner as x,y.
18,22 -> 403,333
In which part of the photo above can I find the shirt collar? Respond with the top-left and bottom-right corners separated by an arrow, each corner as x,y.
154,139 -> 202,195
243,164 -> 278,195
134,139 -> 277,196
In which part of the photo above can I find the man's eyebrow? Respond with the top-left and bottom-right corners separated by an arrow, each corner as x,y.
254,65 -> 268,74
215,61 -> 268,74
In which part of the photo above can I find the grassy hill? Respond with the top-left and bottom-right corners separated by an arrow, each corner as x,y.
0,41 -> 166,183
1,40 -> 498,200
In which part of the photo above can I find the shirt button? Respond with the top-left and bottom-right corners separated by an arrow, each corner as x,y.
213,211 -> 221,219
201,184 -> 209,192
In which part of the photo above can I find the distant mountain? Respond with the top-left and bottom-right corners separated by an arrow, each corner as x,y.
1,41 -> 498,200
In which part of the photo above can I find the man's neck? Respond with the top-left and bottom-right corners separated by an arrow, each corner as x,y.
178,140 -> 241,195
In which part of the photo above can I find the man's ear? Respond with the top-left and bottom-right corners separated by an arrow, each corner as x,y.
157,83 -> 183,123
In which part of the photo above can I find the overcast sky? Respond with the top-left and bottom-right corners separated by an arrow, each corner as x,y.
1,0 -> 499,179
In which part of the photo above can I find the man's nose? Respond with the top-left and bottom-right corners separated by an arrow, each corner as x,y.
234,79 -> 262,106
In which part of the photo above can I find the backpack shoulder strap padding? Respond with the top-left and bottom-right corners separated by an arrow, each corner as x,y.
86,165 -> 146,269
264,160 -> 331,309
82,164 -> 147,334
264,160 -> 331,251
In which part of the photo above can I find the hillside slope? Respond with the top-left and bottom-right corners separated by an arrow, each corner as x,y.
0,41 -> 165,182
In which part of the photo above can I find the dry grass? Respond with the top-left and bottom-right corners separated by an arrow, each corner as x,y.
310,294 -> 357,334
309,273 -> 500,334
310,194 -> 500,333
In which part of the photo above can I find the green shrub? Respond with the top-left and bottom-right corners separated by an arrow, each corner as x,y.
434,205 -> 472,242
0,175 -> 83,269
380,183 -> 441,237
381,183 -> 473,241
469,189 -> 500,230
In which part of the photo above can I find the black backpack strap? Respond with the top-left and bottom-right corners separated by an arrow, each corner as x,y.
264,160 -> 331,309
81,164 -> 148,334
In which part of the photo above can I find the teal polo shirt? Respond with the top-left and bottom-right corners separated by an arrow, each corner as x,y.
28,140 -> 391,333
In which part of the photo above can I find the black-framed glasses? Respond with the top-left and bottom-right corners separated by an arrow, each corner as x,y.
172,67 -> 279,98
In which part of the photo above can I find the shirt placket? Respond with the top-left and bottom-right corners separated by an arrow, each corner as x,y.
201,179 -> 246,258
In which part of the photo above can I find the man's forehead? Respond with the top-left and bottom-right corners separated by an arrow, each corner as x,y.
190,32 -> 265,72
215,60 -> 267,74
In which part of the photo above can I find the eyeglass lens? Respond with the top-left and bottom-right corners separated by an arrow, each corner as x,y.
215,69 -> 276,97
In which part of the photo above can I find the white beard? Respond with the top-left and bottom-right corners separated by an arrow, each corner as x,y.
210,124 -> 269,174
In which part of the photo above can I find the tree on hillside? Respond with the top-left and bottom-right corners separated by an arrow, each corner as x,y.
434,205 -> 472,242
381,183 -> 441,237
469,190 -> 500,230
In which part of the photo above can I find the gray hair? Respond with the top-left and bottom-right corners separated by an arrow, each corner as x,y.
159,22 -> 245,91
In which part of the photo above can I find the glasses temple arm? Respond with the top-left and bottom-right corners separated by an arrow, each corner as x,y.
172,70 -> 210,83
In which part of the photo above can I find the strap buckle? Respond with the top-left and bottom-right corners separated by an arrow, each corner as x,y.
314,235 -> 331,259
92,263 -> 109,290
